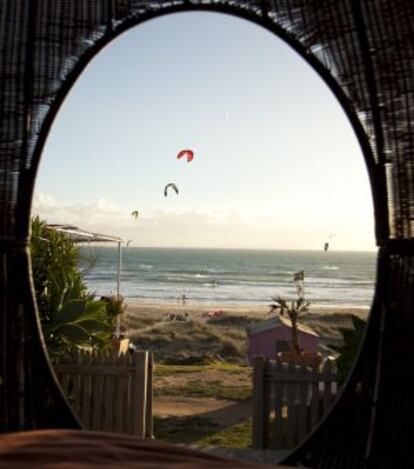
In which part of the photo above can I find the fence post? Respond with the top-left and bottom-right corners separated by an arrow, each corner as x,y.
131,351 -> 148,437
114,352 -> 127,434
145,352 -> 154,439
103,349 -> 116,431
286,361 -> 296,448
298,363 -> 309,442
252,355 -> 270,448
309,363 -> 320,431
80,350 -> 92,428
272,359 -> 286,449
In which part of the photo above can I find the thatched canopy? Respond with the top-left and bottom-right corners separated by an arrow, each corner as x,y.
46,224 -> 123,244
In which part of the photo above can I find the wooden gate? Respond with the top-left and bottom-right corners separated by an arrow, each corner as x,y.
55,349 -> 153,438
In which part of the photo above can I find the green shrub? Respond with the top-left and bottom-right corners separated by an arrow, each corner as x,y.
30,216 -> 116,358
163,353 -> 215,366
329,314 -> 367,382
100,294 -> 126,320
219,339 -> 243,358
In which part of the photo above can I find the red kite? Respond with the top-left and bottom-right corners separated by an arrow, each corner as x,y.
177,149 -> 194,163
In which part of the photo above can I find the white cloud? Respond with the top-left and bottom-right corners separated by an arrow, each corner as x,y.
32,193 -> 375,250
32,192 -> 125,226
33,192 -> 60,210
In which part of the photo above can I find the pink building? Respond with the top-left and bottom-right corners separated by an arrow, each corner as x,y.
246,316 -> 320,364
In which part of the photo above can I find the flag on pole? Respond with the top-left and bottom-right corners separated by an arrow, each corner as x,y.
293,270 -> 304,282
294,270 -> 305,299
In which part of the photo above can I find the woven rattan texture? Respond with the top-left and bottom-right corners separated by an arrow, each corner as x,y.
1,1 -> 413,467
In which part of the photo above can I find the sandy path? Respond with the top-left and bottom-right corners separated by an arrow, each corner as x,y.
154,396 -> 250,420
154,396 -> 231,417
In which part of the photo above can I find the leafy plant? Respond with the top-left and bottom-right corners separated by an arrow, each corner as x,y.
41,298 -> 113,357
329,315 -> 367,382
30,216 -> 116,358
31,216 -> 86,321
99,295 -> 125,318
269,296 -> 311,353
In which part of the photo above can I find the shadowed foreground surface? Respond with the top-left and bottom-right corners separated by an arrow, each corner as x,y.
0,430 -> 291,468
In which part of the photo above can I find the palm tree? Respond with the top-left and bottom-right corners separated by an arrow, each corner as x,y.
269,296 -> 311,354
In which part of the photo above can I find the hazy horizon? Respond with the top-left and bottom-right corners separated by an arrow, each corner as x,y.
77,244 -> 377,253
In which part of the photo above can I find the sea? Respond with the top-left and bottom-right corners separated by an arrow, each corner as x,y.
79,247 -> 377,307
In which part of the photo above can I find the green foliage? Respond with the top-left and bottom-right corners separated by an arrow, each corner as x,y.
269,296 -> 311,319
329,315 -> 367,382
31,216 -> 86,321
30,216 -> 116,358
100,294 -> 126,319
42,298 -> 113,355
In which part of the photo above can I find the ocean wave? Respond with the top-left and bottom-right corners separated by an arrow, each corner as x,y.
268,271 -> 296,277
84,274 -> 117,281
305,276 -> 351,284
82,246 -> 376,306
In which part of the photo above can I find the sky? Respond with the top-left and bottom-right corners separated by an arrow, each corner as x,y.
33,12 -> 376,251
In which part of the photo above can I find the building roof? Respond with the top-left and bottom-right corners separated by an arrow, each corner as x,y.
246,315 -> 319,338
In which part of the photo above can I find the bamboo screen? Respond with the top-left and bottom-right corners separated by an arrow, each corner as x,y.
0,1 -> 413,467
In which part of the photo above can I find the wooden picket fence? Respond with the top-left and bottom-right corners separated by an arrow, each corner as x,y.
252,356 -> 340,449
54,349 -> 153,438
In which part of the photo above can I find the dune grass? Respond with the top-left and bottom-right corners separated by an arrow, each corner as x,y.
154,362 -> 248,377
153,415 -> 252,448
129,318 -> 248,364
153,415 -> 219,444
197,419 -> 252,448
154,379 -> 252,401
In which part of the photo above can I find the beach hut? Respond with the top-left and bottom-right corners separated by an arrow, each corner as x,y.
246,316 -> 320,364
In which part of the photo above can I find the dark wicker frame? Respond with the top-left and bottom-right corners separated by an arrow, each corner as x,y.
0,1 -> 413,467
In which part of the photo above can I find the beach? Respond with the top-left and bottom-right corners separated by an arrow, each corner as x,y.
123,300 -> 370,318
123,301 -> 369,325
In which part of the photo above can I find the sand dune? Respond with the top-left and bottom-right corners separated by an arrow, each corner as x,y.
122,301 -> 370,362
123,301 -> 369,320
